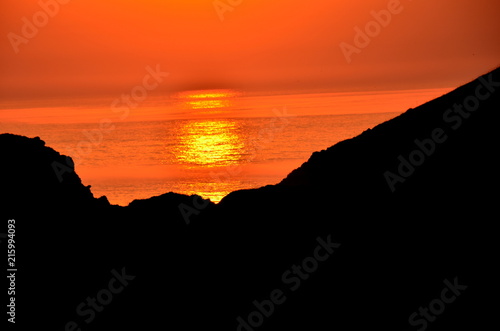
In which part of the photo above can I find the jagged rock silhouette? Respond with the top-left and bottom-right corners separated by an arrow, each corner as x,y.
0,67 -> 498,330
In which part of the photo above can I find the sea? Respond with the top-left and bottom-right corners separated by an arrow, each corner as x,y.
0,88 -> 452,205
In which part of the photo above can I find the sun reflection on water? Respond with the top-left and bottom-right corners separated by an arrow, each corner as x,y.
175,120 -> 245,168
171,89 -> 246,202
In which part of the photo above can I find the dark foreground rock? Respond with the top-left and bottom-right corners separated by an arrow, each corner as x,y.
0,67 -> 498,330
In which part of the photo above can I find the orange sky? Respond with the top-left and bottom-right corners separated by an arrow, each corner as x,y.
1,0 -> 499,102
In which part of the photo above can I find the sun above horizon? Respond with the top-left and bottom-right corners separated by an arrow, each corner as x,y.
175,89 -> 240,114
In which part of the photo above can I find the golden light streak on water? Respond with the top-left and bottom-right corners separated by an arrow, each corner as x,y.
174,120 -> 245,168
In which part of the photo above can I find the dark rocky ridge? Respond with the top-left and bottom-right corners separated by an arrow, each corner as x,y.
0,67 -> 498,330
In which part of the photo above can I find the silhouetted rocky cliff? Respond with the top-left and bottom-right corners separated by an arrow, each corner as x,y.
1,67 -> 498,330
